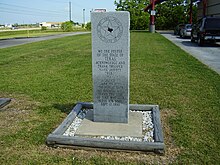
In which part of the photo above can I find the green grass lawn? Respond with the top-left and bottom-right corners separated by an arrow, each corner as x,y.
0,28 -> 86,39
0,32 -> 220,164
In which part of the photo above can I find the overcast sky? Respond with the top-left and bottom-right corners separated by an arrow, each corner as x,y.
0,0 -> 116,24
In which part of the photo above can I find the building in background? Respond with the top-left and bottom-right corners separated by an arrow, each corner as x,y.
4,24 -> 12,28
39,22 -> 63,28
198,0 -> 220,19
0,25 -> 5,28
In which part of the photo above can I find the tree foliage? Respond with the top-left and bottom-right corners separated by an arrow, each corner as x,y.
114,0 -> 150,30
41,26 -> 47,31
86,22 -> 91,30
114,0 -> 198,30
61,21 -> 73,32
155,0 -> 198,29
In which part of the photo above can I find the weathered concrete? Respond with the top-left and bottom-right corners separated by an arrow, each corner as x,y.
75,110 -> 143,137
0,98 -> 11,109
46,103 -> 165,153
92,11 -> 130,123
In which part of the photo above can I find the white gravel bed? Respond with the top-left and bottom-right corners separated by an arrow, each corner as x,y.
63,109 -> 154,142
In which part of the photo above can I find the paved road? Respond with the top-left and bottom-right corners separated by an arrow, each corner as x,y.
159,31 -> 220,75
0,27 -> 41,32
0,31 -> 90,49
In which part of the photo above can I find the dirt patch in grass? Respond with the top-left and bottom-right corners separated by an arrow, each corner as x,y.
159,109 -> 183,163
0,94 -> 39,136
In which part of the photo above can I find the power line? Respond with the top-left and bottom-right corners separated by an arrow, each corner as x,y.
44,0 -> 68,4
43,0 -> 83,7
0,6 -> 65,16
0,10 -> 62,18
0,1 -> 90,23
0,2 -> 66,14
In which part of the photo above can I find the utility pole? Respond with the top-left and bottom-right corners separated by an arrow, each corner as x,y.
189,0 -> 193,24
203,0 -> 207,17
149,0 -> 155,33
83,9 -> 85,26
69,1 -> 72,22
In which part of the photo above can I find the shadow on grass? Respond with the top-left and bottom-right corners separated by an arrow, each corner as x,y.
157,31 -> 174,35
53,103 -> 76,114
130,30 -> 149,33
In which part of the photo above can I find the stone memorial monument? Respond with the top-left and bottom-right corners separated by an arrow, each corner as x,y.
47,11 -> 164,154
91,11 -> 130,123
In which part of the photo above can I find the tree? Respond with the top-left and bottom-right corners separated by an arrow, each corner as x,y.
61,21 -> 73,32
115,0 -> 198,30
86,22 -> 91,30
41,26 -> 47,31
13,23 -> 19,27
115,0 -> 150,30
155,0 -> 198,30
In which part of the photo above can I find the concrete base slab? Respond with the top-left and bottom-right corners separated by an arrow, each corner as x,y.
46,102 -> 165,154
0,98 -> 11,109
75,110 -> 143,137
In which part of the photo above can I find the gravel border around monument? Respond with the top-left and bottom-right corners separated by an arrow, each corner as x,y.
46,102 -> 165,154
63,109 -> 154,142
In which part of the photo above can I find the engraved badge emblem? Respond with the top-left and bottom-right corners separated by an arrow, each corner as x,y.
97,16 -> 123,43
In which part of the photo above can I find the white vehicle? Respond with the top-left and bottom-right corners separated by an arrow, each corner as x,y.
180,24 -> 192,38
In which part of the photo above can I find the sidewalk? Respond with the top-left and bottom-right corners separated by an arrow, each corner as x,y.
158,30 -> 220,75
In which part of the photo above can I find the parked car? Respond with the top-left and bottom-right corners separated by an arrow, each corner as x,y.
180,24 -> 192,38
191,17 -> 220,46
11,26 -> 18,30
174,24 -> 184,35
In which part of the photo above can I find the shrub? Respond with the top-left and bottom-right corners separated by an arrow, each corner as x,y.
61,21 -> 73,32
41,26 -> 47,31
86,22 -> 91,30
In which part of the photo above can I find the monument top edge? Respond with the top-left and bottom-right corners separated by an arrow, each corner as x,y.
91,11 -> 130,14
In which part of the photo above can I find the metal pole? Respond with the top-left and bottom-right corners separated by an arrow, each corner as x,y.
69,1 -> 72,21
83,9 -> 85,26
189,0 -> 193,24
150,0 -> 155,33
203,0 -> 207,17
152,0 -> 155,25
